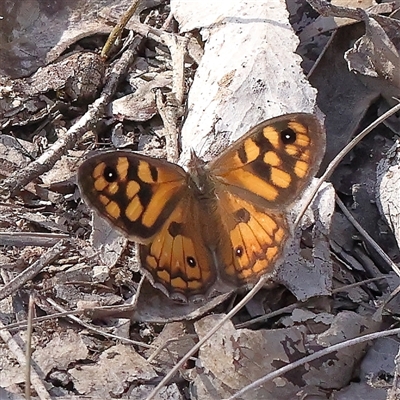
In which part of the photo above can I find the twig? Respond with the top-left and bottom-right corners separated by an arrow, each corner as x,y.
0,36 -> 143,198
145,277 -> 267,400
335,194 -> 400,277
101,0 -> 141,59
155,90 -> 180,163
0,232 -> 69,247
45,298 -> 156,349
227,326 -> 400,399
0,319 -> 51,400
25,295 -> 35,400
0,239 -> 69,301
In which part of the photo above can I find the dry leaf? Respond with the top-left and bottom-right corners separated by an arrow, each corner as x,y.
193,312 -> 380,399
376,140 -> 400,249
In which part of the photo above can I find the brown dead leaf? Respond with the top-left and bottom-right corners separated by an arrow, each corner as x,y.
33,329 -> 88,376
345,14 -> 400,90
111,71 -> 172,121
68,343 -> 158,396
193,311 -> 381,399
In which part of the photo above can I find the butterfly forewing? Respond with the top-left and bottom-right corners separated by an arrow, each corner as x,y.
78,151 -> 188,243
209,113 -> 325,209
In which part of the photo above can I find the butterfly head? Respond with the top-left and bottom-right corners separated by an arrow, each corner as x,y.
186,149 -> 214,196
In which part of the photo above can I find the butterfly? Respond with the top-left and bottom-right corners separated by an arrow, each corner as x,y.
77,113 -> 325,303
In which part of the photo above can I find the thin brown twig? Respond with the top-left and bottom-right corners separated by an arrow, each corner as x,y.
0,239 -> 69,302
25,295 -> 35,400
335,195 -> 400,276
0,319 -> 51,400
101,0 -> 141,59
45,298 -> 156,350
155,90 -> 180,163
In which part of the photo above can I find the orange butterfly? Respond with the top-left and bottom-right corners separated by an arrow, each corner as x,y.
78,113 -> 325,302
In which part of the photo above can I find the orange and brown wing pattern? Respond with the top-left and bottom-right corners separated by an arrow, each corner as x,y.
209,113 -> 325,208
139,195 -> 216,302
215,190 -> 288,286
77,151 -> 188,242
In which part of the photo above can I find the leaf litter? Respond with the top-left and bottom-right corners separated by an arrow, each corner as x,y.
0,0 -> 400,399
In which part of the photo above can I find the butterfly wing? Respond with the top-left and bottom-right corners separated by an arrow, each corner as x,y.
78,151 -> 188,242
214,190 -> 288,286
78,151 -> 217,301
139,194 -> 218,302
209,113 -> 325,286
209,113 -> 325,209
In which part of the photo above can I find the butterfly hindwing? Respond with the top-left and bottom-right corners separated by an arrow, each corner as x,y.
139,194 -> 217,302
215,189 -> 288,286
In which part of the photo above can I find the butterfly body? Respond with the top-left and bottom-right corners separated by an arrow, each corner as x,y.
78,113 -> 325,302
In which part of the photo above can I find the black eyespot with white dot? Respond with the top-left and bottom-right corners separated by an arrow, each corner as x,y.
235,246 -> 244,258
104,166 -> 118,182
280,127 -> 296,145
187,256 -> 197,268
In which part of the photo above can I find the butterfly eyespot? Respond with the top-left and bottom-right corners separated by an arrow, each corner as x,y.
186,256 -> 197,268
103,166 -> 118,182
235,208 -> 250,223
280,128 -> 296,145
168,221 -> 182,237
235,246 -> 244,257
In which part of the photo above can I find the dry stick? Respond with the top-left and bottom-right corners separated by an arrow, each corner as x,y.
236,276 -> 387,329
45,298 -> 156,350
103,5 -> 203,65
156,90 -> 180,163
145,278 -> 267,400
0,36 -> 143,199
307,30 -> 336,79
335,195 -> 400,277
0,232 -> 69,247
2,309 -> 87,332
0,239 -> 69,302
336,195 -> 400,314
3,276 -> 147,333
227,326 -> 400,399
102,5 -> 172,47
25,295 -> 34,400
0,319 -> 51,400
155,33 -> 187,163
294,102 -> 400,228
101,0 -> 141,59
